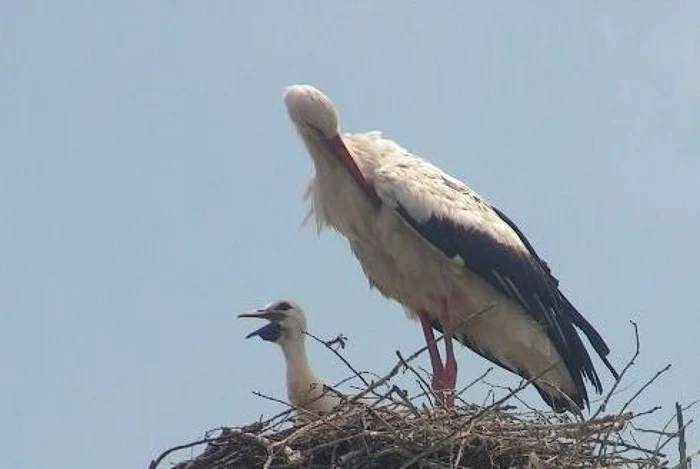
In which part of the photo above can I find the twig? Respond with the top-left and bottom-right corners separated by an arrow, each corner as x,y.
619,364 -> 671,414
324,333 -> 348,349
149,435 -> 224,469
630,405 -> 663,420
305,331 -> 371,388
388,385 -> 421,418
596,363 -> 672,461
396,350 -> 435,405
456,367 -> 493,398
148,429 -> 269,469
399,362 -> 560,469
676,402 -> 688,469
656,419 -> 694,457
252,390 -> 330,423
345,343 -> 430,405
592,320 -> 640,420
589,437 -> 667,457
654,400 -> 699,455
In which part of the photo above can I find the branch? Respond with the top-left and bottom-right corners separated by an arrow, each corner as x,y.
148,428 -> 268,469
305,331 -> 371,388
592,320 -> 640,420
676,402 -> 688,469
399,361 -> 560,469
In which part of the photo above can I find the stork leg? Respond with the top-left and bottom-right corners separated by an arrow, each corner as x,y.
418,312 -> 444,381
418,311 -> 456,408
443,330 -> 458,405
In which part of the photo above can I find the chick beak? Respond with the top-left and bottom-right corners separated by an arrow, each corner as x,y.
238,309 -> 285,342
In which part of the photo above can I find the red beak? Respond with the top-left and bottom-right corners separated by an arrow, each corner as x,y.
325,135 -> 381,208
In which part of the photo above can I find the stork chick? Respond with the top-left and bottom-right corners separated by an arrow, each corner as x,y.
239,300 -> 341,419
283,84 -> 618,412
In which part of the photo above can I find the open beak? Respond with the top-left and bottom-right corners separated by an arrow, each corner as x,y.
238,309 -> 285,342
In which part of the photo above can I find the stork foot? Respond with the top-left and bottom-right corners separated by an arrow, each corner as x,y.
439,328 -> 458,409
418,310 -> 458,410
431,356 -> 457,409
431,372 -> 456,409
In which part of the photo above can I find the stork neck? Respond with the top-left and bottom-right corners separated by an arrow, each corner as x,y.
280,335 -> 318,387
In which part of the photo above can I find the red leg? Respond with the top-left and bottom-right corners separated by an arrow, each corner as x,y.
436,298 -> 458,408
418,311 -> 444,388
442,331 -> 457,408
419,310 -> 456,408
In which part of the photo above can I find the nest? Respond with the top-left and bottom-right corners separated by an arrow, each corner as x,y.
150,324 -> 693,468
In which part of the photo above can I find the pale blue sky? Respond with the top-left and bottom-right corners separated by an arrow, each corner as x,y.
2,2 -> 699,468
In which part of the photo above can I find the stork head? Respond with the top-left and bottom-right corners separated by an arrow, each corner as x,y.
284,85 -> 380,205
238,300 -> 307,345
284,85 -> 339,139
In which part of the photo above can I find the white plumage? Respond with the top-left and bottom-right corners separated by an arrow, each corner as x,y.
284,84 -> 617,412
239,300 -> 342,419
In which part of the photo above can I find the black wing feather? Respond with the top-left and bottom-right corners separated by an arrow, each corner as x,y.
492,206 -> 618,380
396,202 -> 616,410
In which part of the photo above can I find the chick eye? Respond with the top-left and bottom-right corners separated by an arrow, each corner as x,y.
275,301 -> 293,311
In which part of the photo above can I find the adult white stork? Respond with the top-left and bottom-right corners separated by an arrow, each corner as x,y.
283,84 -> 618,412
239,299 -> 342,419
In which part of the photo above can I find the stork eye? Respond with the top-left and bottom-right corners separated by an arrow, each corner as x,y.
275,301 -> 293,311
305,122 -> 326,140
